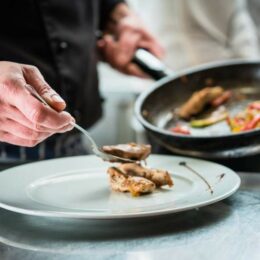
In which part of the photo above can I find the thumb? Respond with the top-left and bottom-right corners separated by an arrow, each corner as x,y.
22,65 -> 66,112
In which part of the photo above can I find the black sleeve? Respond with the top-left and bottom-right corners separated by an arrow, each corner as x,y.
99,0 -> 125,31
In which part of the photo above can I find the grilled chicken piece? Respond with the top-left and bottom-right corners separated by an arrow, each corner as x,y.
107,167 -> 156,196
102,143 -> 151,162
178,86 -> 224,119
118,163 -> 173,187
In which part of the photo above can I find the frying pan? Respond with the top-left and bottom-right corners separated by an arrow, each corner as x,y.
134,49 -> 260,159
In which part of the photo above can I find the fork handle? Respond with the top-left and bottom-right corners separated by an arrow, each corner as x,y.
71,123 -> 99,151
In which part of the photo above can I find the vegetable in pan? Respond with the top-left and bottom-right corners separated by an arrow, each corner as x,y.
170,86 -> 231,134
227,101 -> 260,133
190,111 -> 228,128
170,125 -> 191,135
170,87 -> 260,135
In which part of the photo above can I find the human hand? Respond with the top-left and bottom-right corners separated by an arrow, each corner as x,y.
0,61 -> 74,147
97,4 -> 164,78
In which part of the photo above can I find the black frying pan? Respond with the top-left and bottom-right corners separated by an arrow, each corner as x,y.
134,49 -> 260,159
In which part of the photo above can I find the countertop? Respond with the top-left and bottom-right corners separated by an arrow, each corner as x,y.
0,172 -> 259,260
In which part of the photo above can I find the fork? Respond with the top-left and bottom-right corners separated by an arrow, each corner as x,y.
25,85 -> 136,163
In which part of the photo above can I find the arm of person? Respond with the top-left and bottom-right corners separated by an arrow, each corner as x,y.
0,61 -> 74,147
97,2 -> 165,77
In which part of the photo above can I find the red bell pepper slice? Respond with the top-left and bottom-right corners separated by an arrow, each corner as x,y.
170,125 -> 191,135
241,114 -> 260,131
248,102 -> 260,110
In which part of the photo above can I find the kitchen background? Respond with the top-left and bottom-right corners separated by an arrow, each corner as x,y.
89,0 -> 260,146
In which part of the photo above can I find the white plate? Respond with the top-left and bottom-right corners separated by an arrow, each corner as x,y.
0,155 -> 240,219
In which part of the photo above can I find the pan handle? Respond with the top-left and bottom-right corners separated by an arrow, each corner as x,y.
133,49 -> 172,80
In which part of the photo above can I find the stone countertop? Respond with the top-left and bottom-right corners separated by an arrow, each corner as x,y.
0,172 -> 259,260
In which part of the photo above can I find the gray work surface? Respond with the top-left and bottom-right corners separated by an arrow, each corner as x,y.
0,172 -> 259,260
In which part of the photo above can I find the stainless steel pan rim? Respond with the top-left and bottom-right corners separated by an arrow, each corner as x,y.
135,58 -> 260,141
148,132 -> 260,159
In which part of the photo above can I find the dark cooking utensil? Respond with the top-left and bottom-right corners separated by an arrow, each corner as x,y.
134,50 -> 260,159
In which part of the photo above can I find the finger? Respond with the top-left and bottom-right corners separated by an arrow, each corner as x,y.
103,33 -> 140,67
56,123 -> 74,133
20,100 -> 74,130
17,94 -> 73,130
101,38 -> 149,77
138,40 -> 165,59
123,63 -> 150,78
139,28 -> 165,53
1,103 -> 74,133
117,30 -> 141,63
0,123 -> 74,148
100,36 -> 119,66
127,25 -> 164,58
0,118 -> 73,141
1,77 -> 74,129
22,65 -> 66,112
97,39 -> 108,61
0,118 -> 53,141
0,131 -> 43,147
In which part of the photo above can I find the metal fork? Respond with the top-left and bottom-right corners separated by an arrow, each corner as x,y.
25,85 -> 136,163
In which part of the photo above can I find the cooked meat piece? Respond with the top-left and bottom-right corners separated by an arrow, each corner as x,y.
107,167 -> 155,196
178,86 -> 224,119
102,143 -> 151,162
118,163 -> 173,187
210,90 -> 232,107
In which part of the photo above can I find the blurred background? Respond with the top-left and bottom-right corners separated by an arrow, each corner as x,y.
89,0 -> 260,146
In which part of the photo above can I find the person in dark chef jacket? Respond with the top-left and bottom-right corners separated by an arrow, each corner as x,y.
0,1 -> 163,162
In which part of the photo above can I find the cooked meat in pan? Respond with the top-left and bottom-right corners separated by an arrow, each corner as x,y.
107,167 -> 156,196
118,163 -> 173,187
102,143 -> 151,162
178,86 -> 224,119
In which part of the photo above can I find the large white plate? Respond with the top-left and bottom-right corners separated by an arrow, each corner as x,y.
0,155 -> 240,219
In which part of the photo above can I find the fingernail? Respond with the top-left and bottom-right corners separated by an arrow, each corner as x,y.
52,94 -> 65,103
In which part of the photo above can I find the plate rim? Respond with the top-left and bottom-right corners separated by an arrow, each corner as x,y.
0,155 -> 241,219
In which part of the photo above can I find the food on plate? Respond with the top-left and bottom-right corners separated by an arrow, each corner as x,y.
104,143 -> 174,196
102,143 -> 151,162
117,163 -> 173,187
177,86 -> 225,119
107,166 -> 156,196
227,100 -> 260,133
